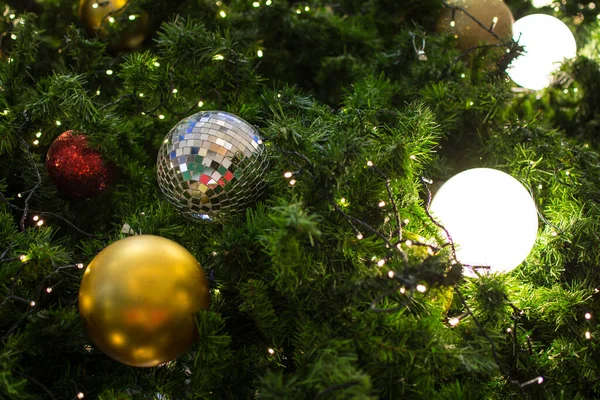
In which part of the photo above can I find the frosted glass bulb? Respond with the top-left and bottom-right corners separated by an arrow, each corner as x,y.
507,14 -> 577,91
430,168 -> 538,276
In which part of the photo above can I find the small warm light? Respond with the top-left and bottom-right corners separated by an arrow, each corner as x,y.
399,287 -> 406,294
17,193 -> 22,198
416,284 -> 427,293
253,1 -> 260,7
198,101 -> 204,108
77,393 -> 85,399
574,87 -> 579,93
55,120 -> 62,126
267,348 -> 275,355
96,90 -> 100,95
460,73 -> 466,78
19,255 -> 27,262
77,263 -> 84,269
366,160 -> 374,167
220,10 -> 227,18
33,140 -> 39,146
450,20 -> 456,27
30,300 -> 36,307
36,220 -> 44,226
469,101 -> 474,106
139,93 -> 145,97
213,288 -> 221,294
449,317 -> 460,326
108,17 -> 115,23
9,13 -> 15,18
507,14 -> 577,90
340,197 -> 347,204
551,231 -> 558,237
159,115 -> 165,120
430,168 -> 538,276
213,54 -> 225,61
532,0 -> 554,7
289,179 -> 297,186
266,0 -> 272,5
92,3 -> 99,8
10,34 -> 17,40
46,287 -> 53,293
305,6 -> 310,11
356,233 -> 363,240
585,312 -> 592,320
172,88 -> 178,94
154,61 -> 161,67
106,69 -> 114,75
377,259 -> 386,267
405,240 -> 413,247
492,16 -> 499,24
257,49 -> 264,58
387,271 -> 395,278
537,377 -> 544,384
33,215 -> 39,221
296,9 -> 302,14
585,331 -> 592,339
36,132 -> 42,138
129,15 -> 136,20
506,327 -> 513,333
284,171 -> 293,178
378,201 -> 386,207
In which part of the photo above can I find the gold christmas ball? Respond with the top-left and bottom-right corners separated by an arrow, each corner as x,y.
436,0 -> 514,51
79,0 -> 150,50
78,235 -> 210,367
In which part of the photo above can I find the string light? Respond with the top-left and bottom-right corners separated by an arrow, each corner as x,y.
96,90 -> 100,95
378,201 -> 386,207
77,393 -> 85,399
36,220 -> 44,227
9,13 -> 15,18
33,215 -> 39,221
416,284 -> 427,293
253,1 -> 260,7
92,3 -> 99,8
448,317 -> 460,326
172,88 -> 178,94
19,255 -> 28,262
220,10 -> 227,18
159,115 -> 165,120
17,193 -> 22,198
267,348 -> 275,355
585,331 -> 591,339
106,69 -> 113,75
450,20 -> 456,27
284,171 -> 293,178
198,101 -> 204,108
399,287 -> 406,294
387,271 -> 395,278
154,61 -> 161,67
356,233 -> 363,240
139,93 -> 145,97
55,120 -> 62,126
33,140 -> 39,146
46,287 -> 53,293
409,155 -> 417,160
506,327 -> 513,333
213,54 -> 225,61
304,6 -> 310,11
129,15 -> 136,20
257,49 -> 264,58
77,263 -> 84,269
289,179 -> 297,186
266,0 -> 272,5
108,17 -> 115,24
377,259 -> 386,267
585,312 -> 592,320
460,73 -> 466,78
213,288 -> 221,294
366,160 -> 374,167
29,300 -> 36,307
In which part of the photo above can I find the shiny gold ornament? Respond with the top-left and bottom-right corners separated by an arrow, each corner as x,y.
79,0 -> 150,50
436,0 -> 514,51
78,235 -> 210,367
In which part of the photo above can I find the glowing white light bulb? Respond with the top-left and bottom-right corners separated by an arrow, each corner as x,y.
429,168 -> 538,276
507,14 -> 577,91
531,0 -> 554,7
448,317 -> 460,326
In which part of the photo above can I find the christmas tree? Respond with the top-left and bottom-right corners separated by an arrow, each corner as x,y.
1,0 -> 600,398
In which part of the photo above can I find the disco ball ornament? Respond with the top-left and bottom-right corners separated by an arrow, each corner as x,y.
436,0 -> 514,51
78,235 -> 210,367
46,131 -> 115,200
430,168 -> 538,277
157,111 -> 268,220
79,0 -> 150,50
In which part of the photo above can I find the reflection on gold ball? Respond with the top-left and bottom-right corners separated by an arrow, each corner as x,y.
436,0 -> 514,51
78,235 -> 210,367
79,0 -> 150,50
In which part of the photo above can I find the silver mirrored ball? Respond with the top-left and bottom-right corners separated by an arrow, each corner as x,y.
157,111 -> 267,219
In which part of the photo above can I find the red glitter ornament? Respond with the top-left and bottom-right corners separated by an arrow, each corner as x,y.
46,131 -> 115,199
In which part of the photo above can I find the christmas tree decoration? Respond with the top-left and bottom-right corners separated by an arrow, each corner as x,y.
79,0 -> 150,50
436,0 -> 514,51
78,235 -> 210,367
429,168 -> 538,276
157,111 -> 268,219
507,14 -> 577,91
46,130 -> 115,200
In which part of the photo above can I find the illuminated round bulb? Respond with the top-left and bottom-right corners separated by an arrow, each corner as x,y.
507,14 -> 577,91
30,300 -> 36,307
585,331 -> 591,339
448,317 -> 460,326
377,259 -> 386,267
356,233 -> 363,240
537,377 -> 544,384
106,70 -> 113,75
430,168 -> 538,276
36,220 -> 44,226
284,171 -> 293,178
266,0 -> 272,5
77,263 -> 84,269
267,348 -> 275,355
159,115 -> 165,120
289,179 -> 297,186
19,255 -> 27,262
92,3 -> 99,8
378,201 -> 386,207
129,15 -> 136,20
198,101 -> 204,108
399,287 -> 406,294
108,17 -> 115,23
585,312 -> 592,320
46,287 -> 53,293
253,1 -> 260,7
33,215 -> 39,221
77,393 -> 85,399
387,271 -> 395,278
172,88 -> 178,94
416,284 -> 427,293
33,140 -> 39,146
366,160 -> 374,167
220,10 -> 227,18
257,49 -> 264,58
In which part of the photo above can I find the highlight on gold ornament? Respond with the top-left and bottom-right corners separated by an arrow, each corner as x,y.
78,235 -> 210,367
79,0 -> 150,50
436,0 -> 514,51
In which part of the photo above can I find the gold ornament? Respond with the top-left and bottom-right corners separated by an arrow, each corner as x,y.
78,235 -> 210,367
79,0 -> 150,50
436,0 -> 514,51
